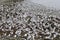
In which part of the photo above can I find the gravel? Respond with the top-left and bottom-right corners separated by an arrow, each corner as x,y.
0,0 -> 60,40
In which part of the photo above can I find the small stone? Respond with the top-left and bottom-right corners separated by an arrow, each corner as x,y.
24,34 -> 27,36
2,29 -> 4,31
14,35 -> 17,37
8,34 -> 11,37
10,32 -> 13,34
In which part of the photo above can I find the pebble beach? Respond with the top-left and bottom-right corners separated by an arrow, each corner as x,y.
0,0 -> 60,40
